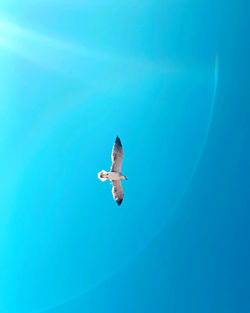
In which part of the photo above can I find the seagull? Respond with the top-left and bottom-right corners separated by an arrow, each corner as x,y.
98,136 -> 127,205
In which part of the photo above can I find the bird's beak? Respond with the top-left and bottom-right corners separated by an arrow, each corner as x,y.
125,177 -> 128,180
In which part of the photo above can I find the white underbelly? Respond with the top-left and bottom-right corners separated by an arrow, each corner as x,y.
108,172 -> 121,180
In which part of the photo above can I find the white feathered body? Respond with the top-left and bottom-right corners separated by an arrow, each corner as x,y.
98,170 -> 126,181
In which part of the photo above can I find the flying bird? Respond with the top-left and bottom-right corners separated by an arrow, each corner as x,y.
98,136 -> 127,205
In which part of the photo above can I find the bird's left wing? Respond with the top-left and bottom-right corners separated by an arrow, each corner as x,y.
111,180 -> 124,206
111,136 -> 123,172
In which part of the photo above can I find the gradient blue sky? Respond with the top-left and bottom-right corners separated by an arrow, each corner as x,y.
0,1 -> 249,313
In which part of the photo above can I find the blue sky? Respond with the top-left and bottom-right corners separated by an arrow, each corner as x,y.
0,1 -> 249,313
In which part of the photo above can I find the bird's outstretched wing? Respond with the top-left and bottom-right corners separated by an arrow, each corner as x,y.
110,136 -> 123,172
112,180 -> 124,206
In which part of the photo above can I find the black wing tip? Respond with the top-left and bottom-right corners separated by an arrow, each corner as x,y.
116,198 -> 123,206
115,136 -> 122,147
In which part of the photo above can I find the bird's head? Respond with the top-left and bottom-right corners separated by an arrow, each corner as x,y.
98,170 -> 108,182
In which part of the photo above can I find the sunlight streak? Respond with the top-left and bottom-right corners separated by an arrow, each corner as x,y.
0,19 -> 207,79
0,19 -> 106,67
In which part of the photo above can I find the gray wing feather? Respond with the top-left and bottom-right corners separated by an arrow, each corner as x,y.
112,180 -> 124,206
110,136 -> 123,172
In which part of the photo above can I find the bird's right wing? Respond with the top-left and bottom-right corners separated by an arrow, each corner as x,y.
111,180 -> 124,206
110,136 -> 123,172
